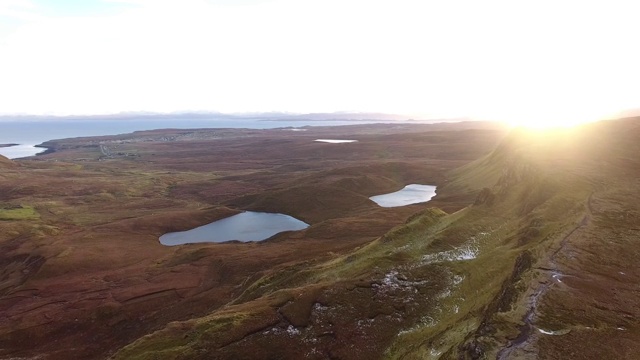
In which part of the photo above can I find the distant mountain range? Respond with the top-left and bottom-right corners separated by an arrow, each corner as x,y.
0,111 -> 466,122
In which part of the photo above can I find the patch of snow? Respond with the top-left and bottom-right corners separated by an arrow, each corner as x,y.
306,347 -> 322,358
381,270 -> 401,290
437,289 -> 452,299
357,318 -> 375,329
403,295 -> 416,304
398,315 -> 438,335
312,303 -> 329,312
374,270 -> 430,293
304,337 -> 319,344
420,243 -> 479,265
396,244 -> 410,252
452,275 -> 465,286
263,327 -> 282,335
537,328 -> 570,336
421,232 -> 491,266
430,348 -> 443,357
420,315 -> 437,327
286,325 -> 301,336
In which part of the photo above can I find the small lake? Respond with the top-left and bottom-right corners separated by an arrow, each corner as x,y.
369,184 -> 437,207
314,139 -> 358,143
159,211 -> 309,246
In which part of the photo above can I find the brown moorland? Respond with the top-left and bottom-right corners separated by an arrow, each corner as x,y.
0,122 -> 507,359
3,118 -> 639,359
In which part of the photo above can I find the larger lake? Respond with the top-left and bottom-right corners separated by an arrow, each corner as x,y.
159,211 -> 309,246
369,184 -> 437,207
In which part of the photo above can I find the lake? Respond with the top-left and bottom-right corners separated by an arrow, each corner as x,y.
314,139 -> 358,143
159,211 -> 309,246
369,184 -> 437,207
0,144 -> 47,158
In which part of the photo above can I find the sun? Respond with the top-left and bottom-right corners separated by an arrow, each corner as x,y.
498,105 -> 616,130
481,76 -> 628,131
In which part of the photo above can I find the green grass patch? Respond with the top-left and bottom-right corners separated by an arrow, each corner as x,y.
0,205 -> 39,220
113,311 -> 254,360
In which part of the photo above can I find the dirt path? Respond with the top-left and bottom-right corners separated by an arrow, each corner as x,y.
497,194 -> 593,359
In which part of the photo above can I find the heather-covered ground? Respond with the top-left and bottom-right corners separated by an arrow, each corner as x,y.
3,119 -> 639,359
0,122 -> 506,359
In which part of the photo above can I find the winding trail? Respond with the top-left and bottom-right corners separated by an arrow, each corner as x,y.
497,194 -> 593,359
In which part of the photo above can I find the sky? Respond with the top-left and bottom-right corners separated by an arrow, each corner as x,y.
1,0 -> 639,125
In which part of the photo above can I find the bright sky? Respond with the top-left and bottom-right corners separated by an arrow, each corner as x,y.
1,0 -> 639,125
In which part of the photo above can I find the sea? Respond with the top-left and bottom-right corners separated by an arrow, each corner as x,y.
0,118 -> 419,159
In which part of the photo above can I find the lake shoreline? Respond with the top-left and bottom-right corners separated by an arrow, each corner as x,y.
370,184 -> 438,207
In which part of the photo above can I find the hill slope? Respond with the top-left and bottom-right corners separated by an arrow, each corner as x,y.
113,118 -> 640,359
0,154 -> 16,168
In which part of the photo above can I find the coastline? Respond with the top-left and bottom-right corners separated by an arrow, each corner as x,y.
0,144 -> 49,159
34,144 -> 55,156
